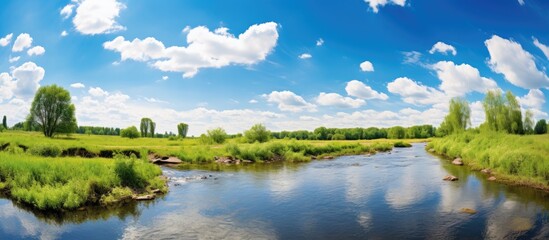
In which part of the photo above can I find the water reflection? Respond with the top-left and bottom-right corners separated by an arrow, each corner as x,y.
1,143 -> 549,239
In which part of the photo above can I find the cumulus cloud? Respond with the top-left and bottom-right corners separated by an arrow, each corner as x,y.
364,0 -> 407,13
299,53 -> 312,59
162,76 -> 168,81
104,22 -> 279,78
263,90 -> 316,112
144,97 -> 168,104
8,56 -> 20,63
11,62 -> 45,98
518,89 -> 545,109
27,46 -> 45,56
429,42 -> 457,56
88,87 -> 109,97
431,61 -> 498,97
485,35 -> 549,89
316,92 -> 365,108
403,51 -> 421,64
345,80 -> 388,100
61,31 -> 68,37
249,99 -> 258,104
0,33 -> 13,47
0,73 -> 15,101
533,37 -> 549,60
359,61 -> 374,72
70,82 -> 85,88
316,38 -> 324,46
12,33 -> 32,52
69,0 -> 126,35
387,77 -> 447,106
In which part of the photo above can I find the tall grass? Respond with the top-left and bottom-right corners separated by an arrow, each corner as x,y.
0,152 -> 165,210
428,132 -> 549,188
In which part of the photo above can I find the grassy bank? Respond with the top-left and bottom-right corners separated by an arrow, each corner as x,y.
0,152 -> 166,210
427,132 -> 549,189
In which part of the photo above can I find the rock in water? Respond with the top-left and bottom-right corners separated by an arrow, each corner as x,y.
481,169 -> 491,174
443,175 -> 459,181
460,208 -> 477,214
511,217 -> 533,232
452,158 -> 463,166
133,194 -> 156,200
488,176 -> 496,181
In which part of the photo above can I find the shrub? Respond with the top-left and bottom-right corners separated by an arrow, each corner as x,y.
114,155 -> 146,189
120,126 -> 140,139
534,119 -> 547,134
244,124 -> 271,143
29,145 -> 61,157
331,133 -> 345,140
393,141 -> 412,148
207,127 -> 227,144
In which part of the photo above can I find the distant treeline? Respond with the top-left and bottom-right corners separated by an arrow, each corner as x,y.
76,126 -> 177,138
271,125 -> 435,140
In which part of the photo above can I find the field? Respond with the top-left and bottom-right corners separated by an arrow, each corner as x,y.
428,132 -> 549,189
0,131 -> 421,211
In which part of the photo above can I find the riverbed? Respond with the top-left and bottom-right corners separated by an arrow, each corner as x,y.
1,143 -> 548,239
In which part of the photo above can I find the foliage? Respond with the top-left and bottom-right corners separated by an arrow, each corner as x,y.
393,141 -> 412,148
331,133 -> 346,140
244,124 -> 271,143
76,126 -> 121,136
524,110 -> 535,134
177,123 -> 189,138
273,125 -> 433,141
28,144 -> 62,157
534,119 -> 547,134
29,85 -> 77,137
387,126 -> 406,139
481,90 -> 525,134
437,97 -> 471,136
140,118 -> 156,138
2,115 -> 6,129
207,127 -> 228,144
120,126 -> 140,139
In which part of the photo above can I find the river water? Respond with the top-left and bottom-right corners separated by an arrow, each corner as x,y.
1,143 -> 548,239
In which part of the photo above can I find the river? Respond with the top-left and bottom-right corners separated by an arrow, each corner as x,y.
1,143 -> 548,239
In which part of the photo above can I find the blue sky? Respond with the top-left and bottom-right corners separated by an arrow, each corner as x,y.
0,0 -> 548,135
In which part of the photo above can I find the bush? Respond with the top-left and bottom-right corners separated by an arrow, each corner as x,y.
534,119 -> 547,134
331,134 -> 345,140
207,127 -> 227,144
393,141 -> 412,148
244,124 -> 270,143
114,155 -> 146,189
120,126 -> 140,139
29,145 -> 61,157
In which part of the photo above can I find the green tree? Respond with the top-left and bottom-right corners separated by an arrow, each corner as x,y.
177,123 -> 189,138
244,124 -> 271,143
29,85 -> 77,137
534,119 -> 547,134
314,127 -> 329,140
120,126 -> 140,139
2,115 -> 6,129
387,126 -> 406,139
524,110 -> 535,134
207,127 -> 228,144
139,118 -> 155,137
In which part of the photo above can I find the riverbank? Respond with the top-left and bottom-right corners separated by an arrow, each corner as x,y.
427,132 -> 549,191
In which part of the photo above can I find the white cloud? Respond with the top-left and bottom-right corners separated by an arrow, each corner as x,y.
518,89 -> 545,109
429,42 -> 457,56
518,0 -> 525,5
71,0 -> 126,35
8,56 -> 20,63
316,92 -> 365,108
316,38 -> 324,46
162,76 -> 168,81
403,51 -> 421,64
533,37 -> 549,60
387,77 -> 447,106
61,31 -> 68,37
2,62 -> 45,100
12,33 -> 32,52
0,33 -> 13,47
345,80 -> 388,100
104,22 -> 279,78
60,4 -> 75,19
249,99 -> 258,104
88,87 -> 109,97
27,46 -> 45,56
364,0 -> 407,13
359,61 -> 374,72
0,73 -> 15,102
299,53 -> 312,59
263,90 -> 316,112
144,97 -> 168,104
431,61 -> 498,97
485,35 -> 549,89
70,82 -> 85,89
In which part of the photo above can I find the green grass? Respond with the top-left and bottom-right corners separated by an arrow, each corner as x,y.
0,152 -> 166,210
428,132 -> 549,189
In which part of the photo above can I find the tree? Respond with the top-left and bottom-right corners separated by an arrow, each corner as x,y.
524,110 -> 535,134
314,127 -> 329,140
387,126 -> 406,139
207,127 -> 227,144
2,115 -> 6,129
177,123 -> 189,138
244,124 -> 271,143
29,85 -> 77,137
121,126 -> 140,139
139,118 -> 155,137
482,90 -> 524,134
534,119 -> 547,134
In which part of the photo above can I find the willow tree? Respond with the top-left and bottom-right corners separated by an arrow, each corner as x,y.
29,85 -> 77,137
437,97 -> 471,136
482,90 -> 524,134
140,118 -> 156,137
177,123 -> 189,138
